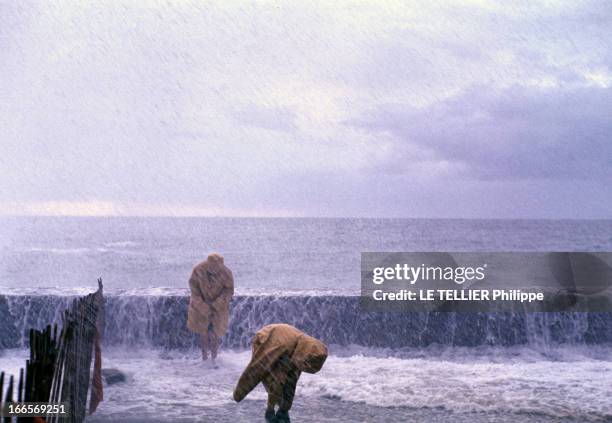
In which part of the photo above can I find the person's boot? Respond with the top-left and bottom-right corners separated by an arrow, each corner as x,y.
275,410 -> 290,423
265,409 -> 277,423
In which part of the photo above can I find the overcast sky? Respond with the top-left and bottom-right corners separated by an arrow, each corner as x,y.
1,1 -> 611,218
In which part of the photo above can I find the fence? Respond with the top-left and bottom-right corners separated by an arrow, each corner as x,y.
1,279 -> 104,423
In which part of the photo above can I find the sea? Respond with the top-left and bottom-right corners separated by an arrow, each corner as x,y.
1,217 -> 611,422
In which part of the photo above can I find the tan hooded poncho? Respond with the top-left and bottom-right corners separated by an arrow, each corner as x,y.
186,253 -> 234,338
233,324 -> 328,410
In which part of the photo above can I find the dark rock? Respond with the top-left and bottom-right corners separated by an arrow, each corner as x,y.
101,368 -> 127,385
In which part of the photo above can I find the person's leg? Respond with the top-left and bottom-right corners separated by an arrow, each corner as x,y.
208,328 -> 220,360
199,333 -> 209,361
265,395 -> 277,422
276,369 -> 298,423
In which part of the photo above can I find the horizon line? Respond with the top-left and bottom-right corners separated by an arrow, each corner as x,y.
0,214 -> 610,221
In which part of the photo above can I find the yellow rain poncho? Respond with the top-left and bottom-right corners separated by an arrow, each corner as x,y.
233,324 -> 328,410
186,253 -> 234,338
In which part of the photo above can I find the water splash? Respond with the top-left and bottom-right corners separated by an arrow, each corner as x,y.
1,295 -> 610,350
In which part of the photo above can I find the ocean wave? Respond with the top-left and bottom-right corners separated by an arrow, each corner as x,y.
26,246 -> 91,254
102,241 -> 139,248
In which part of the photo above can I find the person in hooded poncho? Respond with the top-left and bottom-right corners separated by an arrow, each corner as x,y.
187,253 -> 234,363
233,324 -> 328,423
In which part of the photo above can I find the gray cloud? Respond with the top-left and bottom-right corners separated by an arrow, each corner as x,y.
350,84 -> 612,181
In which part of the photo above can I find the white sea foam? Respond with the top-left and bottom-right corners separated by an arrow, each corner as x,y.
301,349 -> 612,420
26,247 -> 92,255
24,243 -> 144,256
102,241 -> 139,248
3,347 -> 609,421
